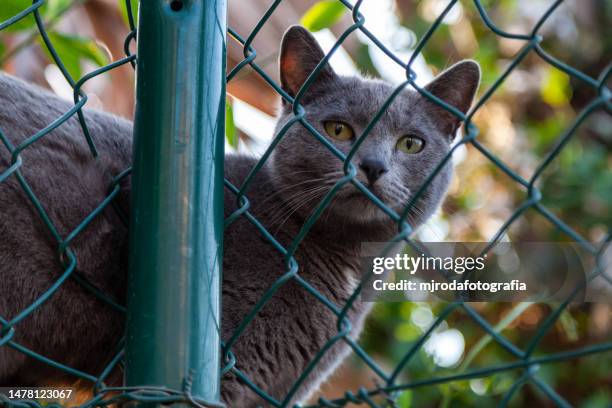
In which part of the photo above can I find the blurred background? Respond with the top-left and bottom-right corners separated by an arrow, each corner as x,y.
0,0 -> 610,406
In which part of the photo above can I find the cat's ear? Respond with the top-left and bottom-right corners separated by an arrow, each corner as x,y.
279,25 -> 337,102
423,60 -> 481,136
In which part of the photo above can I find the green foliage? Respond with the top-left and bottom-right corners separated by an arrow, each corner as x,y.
300,1 -> 346,32
225,100 -> 238,149
472,37 -> 500,89
0,0 -> 73,32
581,391 -> 612,408
40,32 -> 109,79
0,1 -> 109,80
458,302 -> 532,371
540,67 -> 571,107
0,0 -> 37,32
119,0 -> 138,28
44,0 -> 72,20
397,389 -> 412,408
541,139 -> 612,231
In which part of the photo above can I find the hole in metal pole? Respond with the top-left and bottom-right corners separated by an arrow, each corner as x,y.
170,0 -> 183,11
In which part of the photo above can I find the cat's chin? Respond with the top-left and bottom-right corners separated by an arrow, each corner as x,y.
330,188 -> 427,229
331,192 -> 397,224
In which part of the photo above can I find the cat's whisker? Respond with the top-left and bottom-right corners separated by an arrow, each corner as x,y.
259,180 -> 332,215
252,169 -> 320,188
276,184 -> 332,218
269,196 -> 325,233
273,187 -> 331,234
265,185 -> 332,229
321,170 -> 345,180
255,177 -> 332,208
233,170 -> 325,204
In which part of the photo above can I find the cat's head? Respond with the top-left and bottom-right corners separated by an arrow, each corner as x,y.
269,26 -> 480,230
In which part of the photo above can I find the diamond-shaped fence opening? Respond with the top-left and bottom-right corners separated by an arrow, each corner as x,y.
0,0 -> 610,407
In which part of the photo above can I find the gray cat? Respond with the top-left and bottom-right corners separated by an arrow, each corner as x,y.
0,26 -> 479,406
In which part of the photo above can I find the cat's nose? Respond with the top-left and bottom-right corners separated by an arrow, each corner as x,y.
359,158 -> 388,184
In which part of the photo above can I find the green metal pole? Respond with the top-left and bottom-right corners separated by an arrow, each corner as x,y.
126,0 -> 225,404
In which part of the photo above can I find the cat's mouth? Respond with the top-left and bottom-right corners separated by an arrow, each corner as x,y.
340,185 -> 380,200
339,185 -> 393,209
337,182 -> 412,213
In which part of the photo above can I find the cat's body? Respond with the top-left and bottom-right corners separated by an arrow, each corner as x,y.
222,154 -> 375,404
0,27 -> 479,406
0,74 -> 132,384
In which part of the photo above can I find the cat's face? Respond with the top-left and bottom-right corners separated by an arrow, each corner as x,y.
270,26 -> 480,228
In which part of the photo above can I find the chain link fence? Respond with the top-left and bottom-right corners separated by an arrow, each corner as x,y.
0,1 -> 142,406
0,0 -> 610,407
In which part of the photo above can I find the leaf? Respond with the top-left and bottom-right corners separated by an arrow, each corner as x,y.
540,66 -> 571,107
558,309 -> 579,341
0,0 -> 37,32
397,390 -> 412,408
300,1 -> 347,32
459,302 -> 533,371
43,0 -> 72,19
41,32 -> 110,80
119,0 -> 139,29
225,100 -> 238,149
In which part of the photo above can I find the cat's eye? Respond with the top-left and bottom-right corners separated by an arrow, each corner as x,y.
323,121 -> 354,141
396,135 -> 425,154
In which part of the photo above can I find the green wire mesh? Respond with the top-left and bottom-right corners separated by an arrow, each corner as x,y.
222,1 -> 612,407
0,0 -> 611,407
0,2 -> 153,407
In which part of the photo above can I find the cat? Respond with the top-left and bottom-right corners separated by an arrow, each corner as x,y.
0,26 -> 479,407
